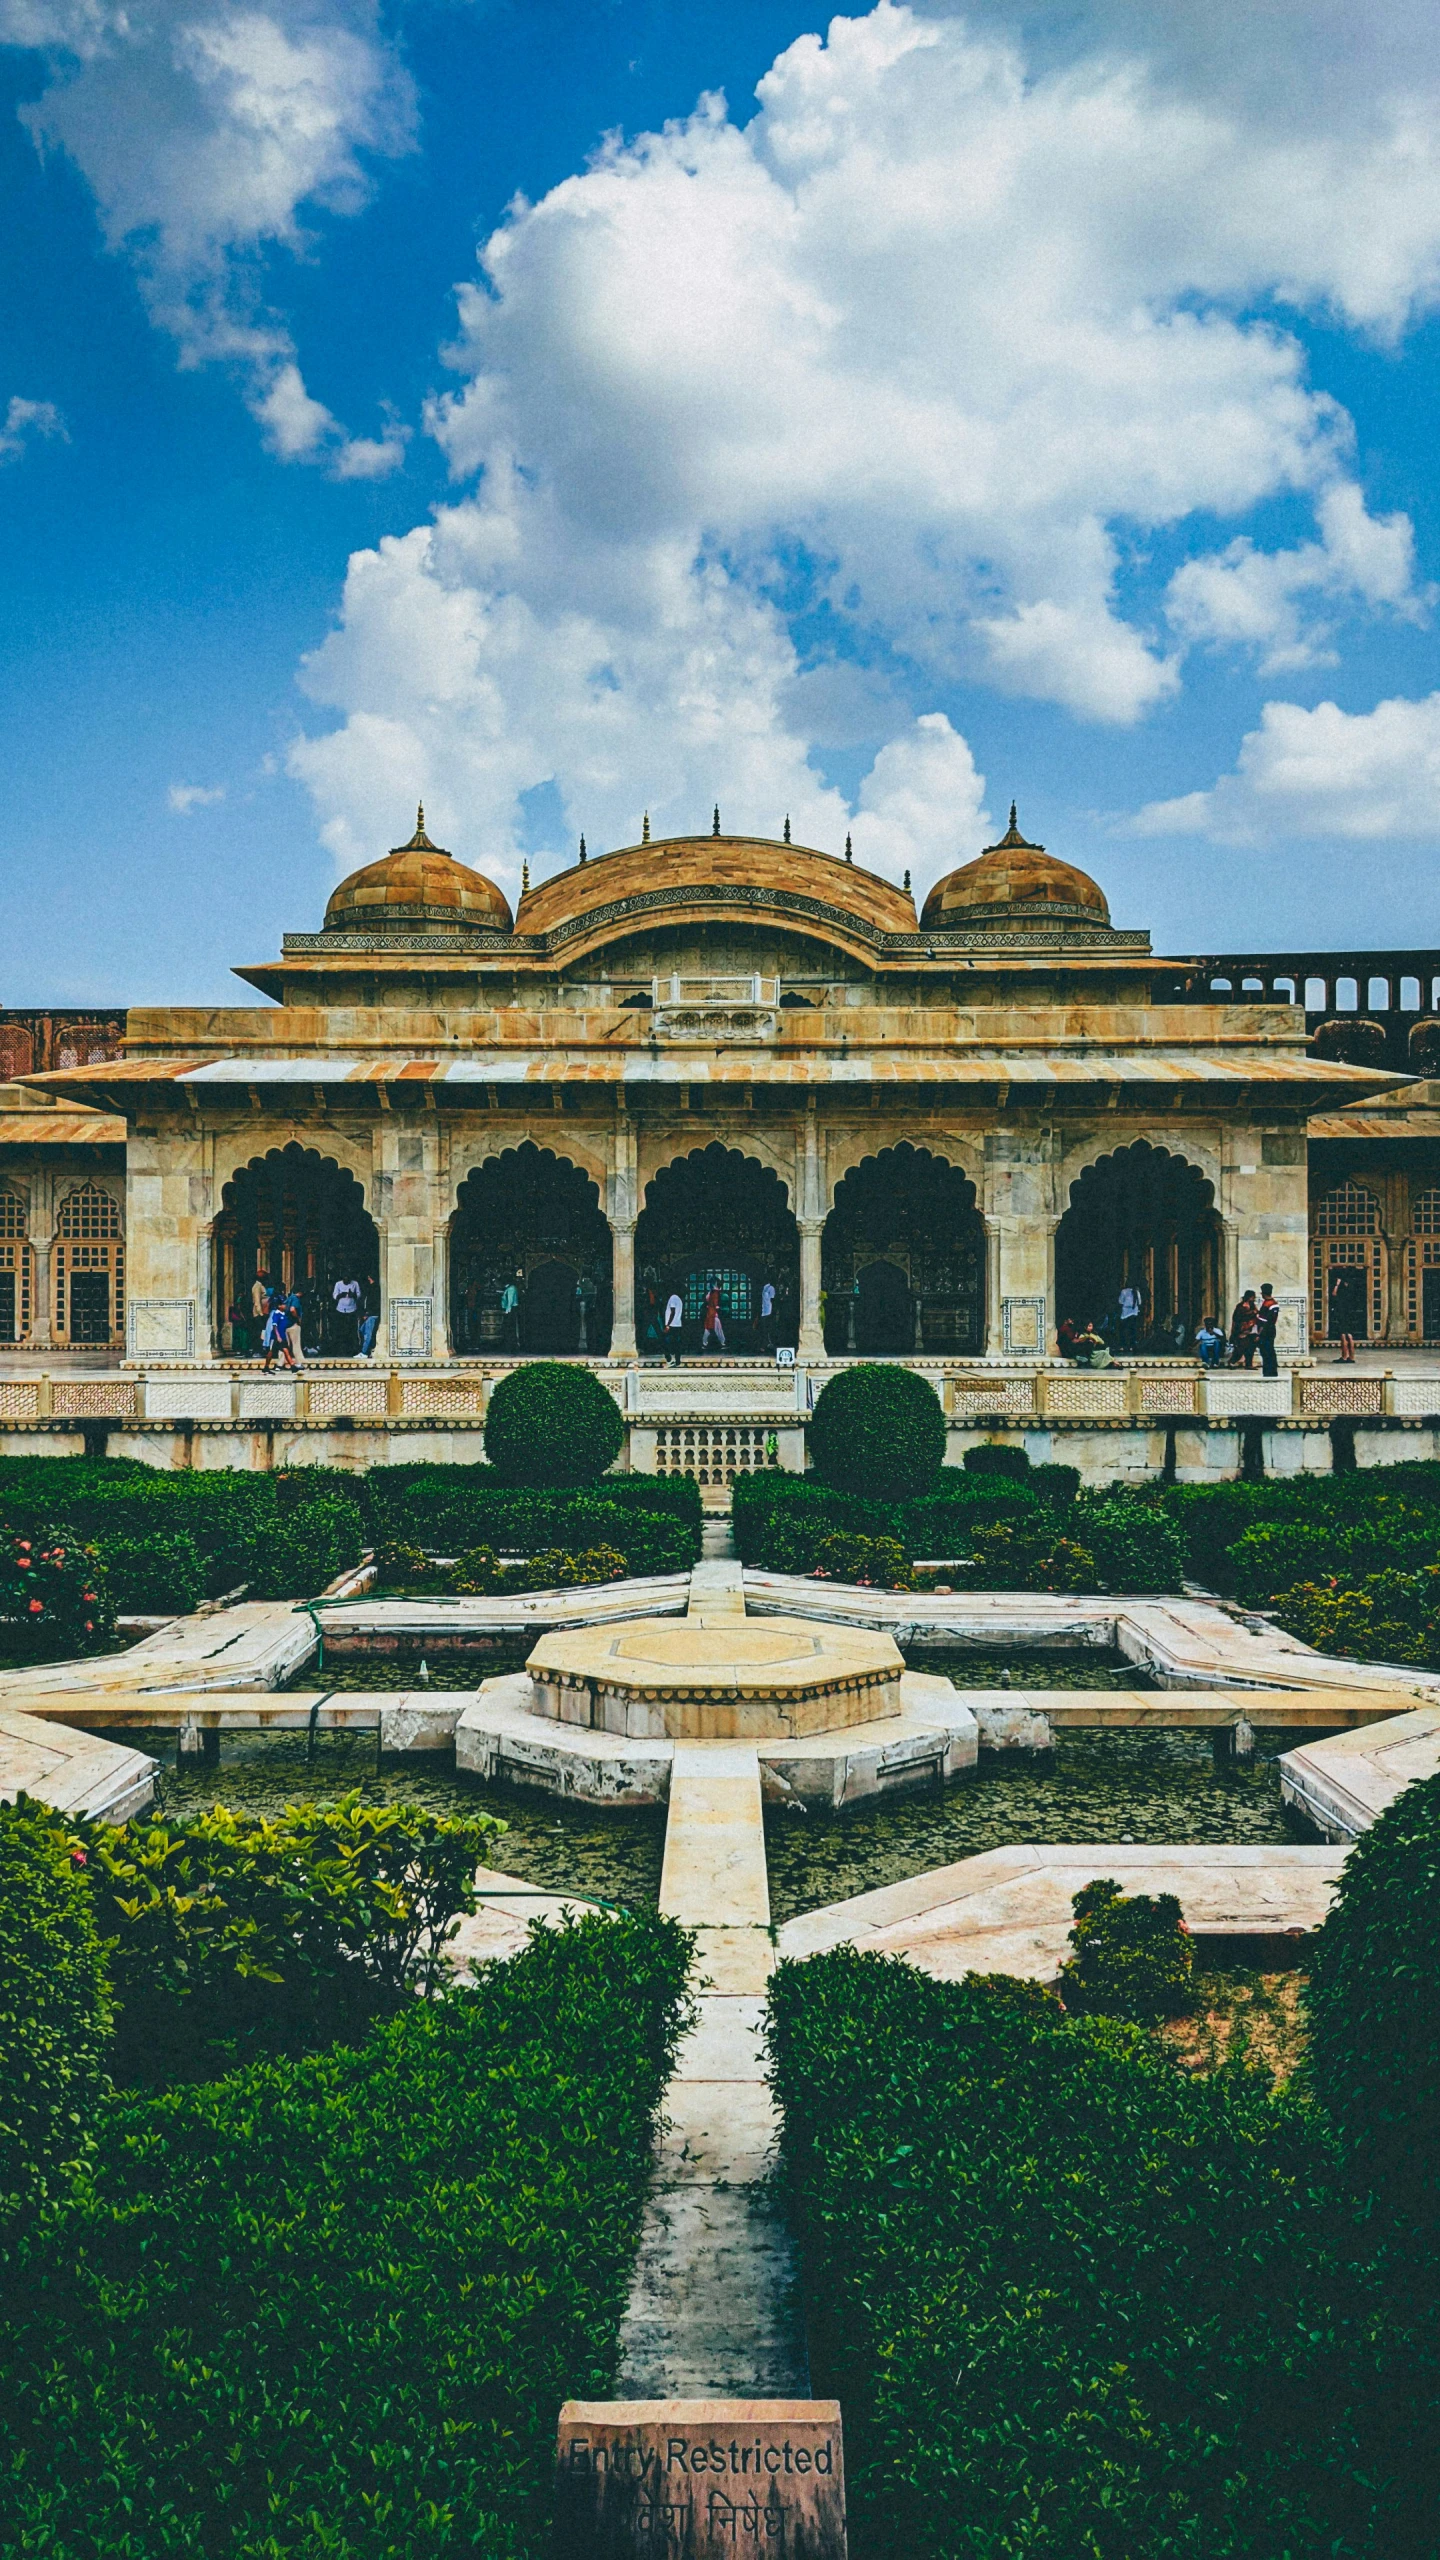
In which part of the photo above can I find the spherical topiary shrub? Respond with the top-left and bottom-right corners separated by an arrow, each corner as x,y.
1306,1765 -> 1440,2231
963,1443 -> 1031,1480
485,1361 -> 625,1489
809,1364 -> 946,1503
0,1797 -> 112,2249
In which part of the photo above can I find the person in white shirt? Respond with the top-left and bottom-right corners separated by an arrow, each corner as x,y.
663,1289 -> 684,1365
760,1276 -> 776,1351
332,1273 -> 362,1356
1117,1280 -> 1143,1353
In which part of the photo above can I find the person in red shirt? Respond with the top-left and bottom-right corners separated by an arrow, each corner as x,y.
701,1285 -> 726,1354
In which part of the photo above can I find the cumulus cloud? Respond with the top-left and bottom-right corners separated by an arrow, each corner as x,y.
4,0 -> 415,469
1135,692 -> 1440,844
167,780 -> 226,812
291,2 -> 1440,886
0,394 -> 66,461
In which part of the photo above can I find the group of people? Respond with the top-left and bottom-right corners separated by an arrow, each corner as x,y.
640,1275 -> 783,1362
1059,1284 -> 1286,1375
226,1272 -> 379,1367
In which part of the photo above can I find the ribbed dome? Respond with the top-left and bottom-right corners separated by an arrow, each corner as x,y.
324,808 -> 513,933
921,807 -> 1109,931
514,830 -> 916,939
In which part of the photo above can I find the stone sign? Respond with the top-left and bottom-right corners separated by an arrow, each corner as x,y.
553,2398 -> 846,2557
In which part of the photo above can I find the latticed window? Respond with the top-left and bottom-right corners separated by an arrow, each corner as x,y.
1413,1189 -> 1440,1235
1314,1181 -> 1380,1236
0,1187 -> 32,1343
54,1184 -> 123,1344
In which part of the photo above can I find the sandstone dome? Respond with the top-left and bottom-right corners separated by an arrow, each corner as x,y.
921,808 -> 1109,931
513,827 -> 916,940
324,809 -> 514,932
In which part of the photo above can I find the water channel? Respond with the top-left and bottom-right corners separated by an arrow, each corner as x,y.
125,1648 -> 1326,1925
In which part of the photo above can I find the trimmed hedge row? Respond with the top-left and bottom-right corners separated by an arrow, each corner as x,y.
766,1951 -> 1404,2559
732,1468 -> 1182,1592
0,1801 -> 111,2251
1162,1465 -> 1440,1597
0,1909 -> 694,2558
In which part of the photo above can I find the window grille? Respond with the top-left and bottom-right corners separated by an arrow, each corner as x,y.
1314,1181 -> 1380,1235
1414,1189 -> 1440,1235
53,1184 -> 123,1342
56,1184 -> 121,1238
653,1425 -> 779,1489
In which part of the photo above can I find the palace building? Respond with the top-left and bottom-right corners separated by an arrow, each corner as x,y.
3,807 -> 1439,1480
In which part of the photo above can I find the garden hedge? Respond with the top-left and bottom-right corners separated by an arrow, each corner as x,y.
0,1799 -> 112,2251
733,1468 -> 1183,1592
0,1909 -> 694,2558
808,1364 -> 946,1501
767,1948 -> 1417,2559
483,1359 -> 626,1486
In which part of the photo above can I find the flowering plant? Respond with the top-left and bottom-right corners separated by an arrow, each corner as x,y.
0,1525 -> 113,1656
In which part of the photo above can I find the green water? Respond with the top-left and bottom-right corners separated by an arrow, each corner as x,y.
300,1650 -> 531,1688
904,1649 -> 1155,1692
134,1729 -> 666,1909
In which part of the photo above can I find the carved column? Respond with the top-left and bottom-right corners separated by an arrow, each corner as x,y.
798,1220 -> 825,1357
609,1220 -> 638,1357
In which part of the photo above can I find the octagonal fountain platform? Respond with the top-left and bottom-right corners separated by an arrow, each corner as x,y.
456,1566 -> 978,1805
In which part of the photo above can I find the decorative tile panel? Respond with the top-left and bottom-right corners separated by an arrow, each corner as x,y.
1389,1377 -> 1440,1416
949,1376 -> 1036,1421
309,1376 -> 388,1420
1138,1374 -> 1200,1414
400,1377 -> 486,1419
1204,1376 -> 1291,1418
239,1380 -> 299,1420
52,1379 -> 138,1417
387,1298 -> 433,1359
1001,1297 -> 1045,1354
1298,1375 -> 1383,1418
0,1381 -> 41,1420
1043,1372 -> 1130,1419
127,1299 -> 195,1358
144,1374 -> 233,1420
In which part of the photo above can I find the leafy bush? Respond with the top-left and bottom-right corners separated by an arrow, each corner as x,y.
97,1530 -> 204,1617
1080,1493 -> 1186,1591
810,1531 -> 913,1589
963,1441 -> 1031,1478
451,1541 -> 500,1595
362,1459 -> 702,1550
246,1493 -> 365,1599
376,1537 -> 436,1589
0,1524 -> 111,1656
1307,1765 -> 1440,2234
1029,1461 -> 1081,1505
484,1360 -> 625,1487
809,1364 -> 946,1502
1271,1567 -> 1440,1667
732,1471 -> 905,1570
1058,1875 -> 1195,2021
0,1799 -> 111,2249
74,1791 -> 506,2086
1164,1473 -> 1440,1595
1229,1512 -> 1440,1605
767,1949 -> 1390,2560
1,1911 -> 695,2558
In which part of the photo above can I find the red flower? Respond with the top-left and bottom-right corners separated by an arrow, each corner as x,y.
27,1599 -> 43,1614
70,1848 -> 87,1867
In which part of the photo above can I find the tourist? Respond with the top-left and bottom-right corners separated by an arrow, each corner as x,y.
759,1274 -> 776,1352
1194,1314 -> 1226,1367
1228,1290 -> 1259,1366
227,1297 -> 251,1358
261,1289 -> 295,1372
640,1284 -> 661,1356
701,1283 -> 726,1354
663,1286 -> 684,1364
1117,1278 -> 1143,1353
250,1269 -> 270,1339
1327,1267 -> 1357,1363
500,1270 -> 521,1351
1056,1315 -> 1085,1361
1256,1282 -> 1281,1377
284,1285 -> 305,1369
358,1277 -> 380,1359
332,1271 -> 362,1355
1070,1317 -> 1107,1365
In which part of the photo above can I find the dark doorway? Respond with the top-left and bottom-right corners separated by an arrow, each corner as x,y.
0,1272 -> 17,1343
67,1270 -> 111,1345
450,1147 -> 611,1355
636,1148 -> 798,1354
1055,1143 -> 1222,1350
822,1145 -> 984,1354
1423,1267 -> 1440,1340
1327,1265 -> 1370,1340
214,1146 -> 379,1356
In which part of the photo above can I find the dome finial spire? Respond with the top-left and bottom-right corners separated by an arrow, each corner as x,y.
845,831 -> 853,863
579,833 -> 587,864
712,804 -> 720,836
521,859 -> 530,893
783,814 -> 791,844
1010,799 -> 1017,829
642,810 -> 650,844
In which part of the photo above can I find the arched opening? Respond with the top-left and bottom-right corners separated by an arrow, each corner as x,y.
635,1146 -> 798,1355
54,1181 -> 124,1348
1311,1179 -> 1384,1343
214,1147 -> 378,1356
1056,1144 -> 1222,1351
450,1146 -> 611,1355
822,1145 -> 985,1354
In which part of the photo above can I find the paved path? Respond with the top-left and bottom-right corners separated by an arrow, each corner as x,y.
1280,1706 -> 1440,1840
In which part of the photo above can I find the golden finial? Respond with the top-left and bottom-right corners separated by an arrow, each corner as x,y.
903,868 -> 911,893
783,814 -> 791,844
642,811 -> 650,844
417,800 -> 425,833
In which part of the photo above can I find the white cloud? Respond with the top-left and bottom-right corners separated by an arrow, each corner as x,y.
168,780 -> 226,812
292,3 -> 1440,883
0,394 -> 66,461
1135,692 -> 1440,844
5,1 -> 415,469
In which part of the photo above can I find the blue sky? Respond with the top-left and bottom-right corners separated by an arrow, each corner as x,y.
4,0 -> 1440,1003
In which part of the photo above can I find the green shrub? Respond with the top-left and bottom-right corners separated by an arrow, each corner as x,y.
96,1530 -> 204,1616
451,1541 -> 500,1595
1080,1493 -> 1186,1591
0,1524 -> 112,1656
810,1531 -> 914,1589
767,1949 -> 1383,2560
1271,1567 -> 1440,1667
1307,1765 -> 1440,2232
1058,1875 -> 1195,2021
1,1911 -> 695,2557
0,1799 -> 112,2249
956,1516 -> 1097,1592
809,1364 -> 946,1502
361,1460 -> 702,1551
1029,1461 -> 1081,1504
963,1441 -> 1031,1477
246,1493 -> 365,1599
77,1791 -> 505,2085
484,1360 -> 625,1487
375,1537 -> 435,1589
732,1471 -> 904,1569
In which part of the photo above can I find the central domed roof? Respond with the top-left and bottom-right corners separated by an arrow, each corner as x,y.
514,828 -> 917,944
324,808 -> 513,933
921,808 -> 1109,931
